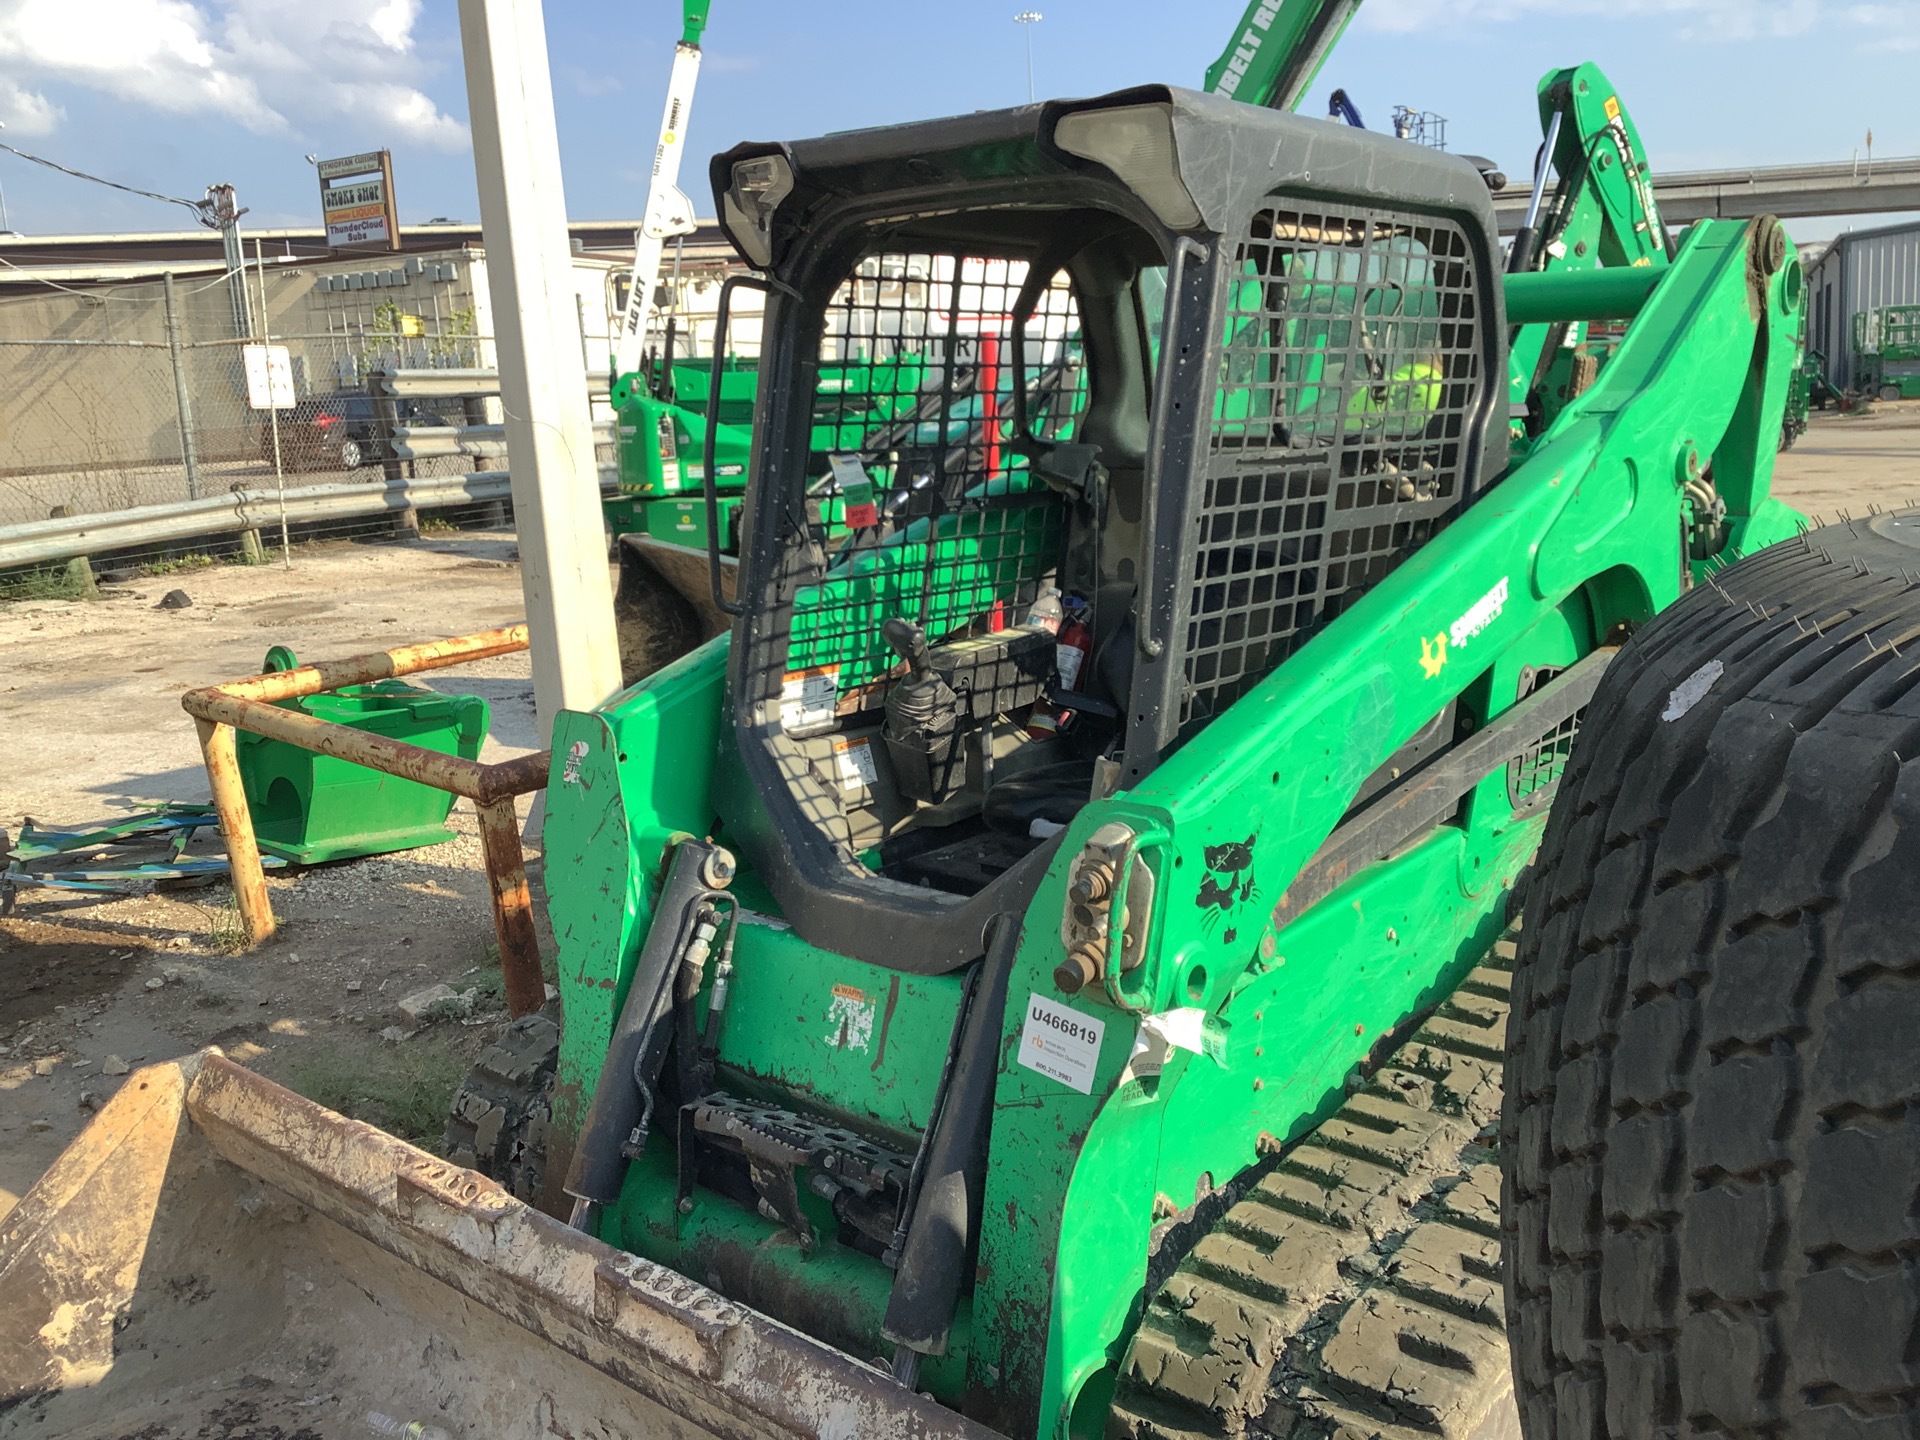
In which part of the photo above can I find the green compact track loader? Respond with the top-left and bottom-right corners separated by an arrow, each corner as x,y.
479,85 -> 1816,1436
16,74 -> 1920,1440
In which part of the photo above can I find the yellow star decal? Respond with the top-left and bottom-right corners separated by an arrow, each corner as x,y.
1418,633 -> 1448,678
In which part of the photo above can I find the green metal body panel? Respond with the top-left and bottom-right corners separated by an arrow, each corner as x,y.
237,672 -> 489,866
605,358 -> 931,548
543,208 -> 1804,1436
680,0 -> 711,47
707,920 -> 966,1141
544,639 -> 730,1143
1508,65 -> 1669,440
609,1143 -> 976,1398
1203,0 -> 1361,109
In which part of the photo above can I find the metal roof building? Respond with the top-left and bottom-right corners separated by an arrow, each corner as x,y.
1806,218 -> 1920,389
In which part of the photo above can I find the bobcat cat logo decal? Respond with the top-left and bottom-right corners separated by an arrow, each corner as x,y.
1195,835 -> 1259,942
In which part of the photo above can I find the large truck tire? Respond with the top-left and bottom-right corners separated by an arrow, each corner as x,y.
443,1009 -> 560,1204
1504,512 -> 1920,1438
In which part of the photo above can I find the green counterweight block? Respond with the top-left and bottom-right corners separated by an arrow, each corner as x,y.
235,647 -> 492,865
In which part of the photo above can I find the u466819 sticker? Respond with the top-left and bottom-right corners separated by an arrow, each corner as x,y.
1018,992 -> 1105,1094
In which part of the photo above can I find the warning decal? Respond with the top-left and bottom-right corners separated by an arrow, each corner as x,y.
833,736 -> 878,790
780,665 -> 840,733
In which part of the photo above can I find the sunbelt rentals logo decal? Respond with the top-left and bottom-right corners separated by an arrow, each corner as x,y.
1420,576 -> 1509,678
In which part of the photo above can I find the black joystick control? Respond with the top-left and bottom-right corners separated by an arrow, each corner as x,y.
881,618 -> 960,804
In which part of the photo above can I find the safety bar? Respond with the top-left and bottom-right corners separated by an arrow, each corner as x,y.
180,624 -> 552,1018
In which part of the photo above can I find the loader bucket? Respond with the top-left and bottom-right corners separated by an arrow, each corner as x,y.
0,1051 -> 994,1440
614,534 -> 736,684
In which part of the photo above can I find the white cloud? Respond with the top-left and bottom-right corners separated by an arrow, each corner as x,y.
1360,0 -> 1898,43
0,75 -> 60,135
0,0 -> 466,148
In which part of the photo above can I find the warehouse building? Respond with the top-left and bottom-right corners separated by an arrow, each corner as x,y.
1805,217 -> 1920,390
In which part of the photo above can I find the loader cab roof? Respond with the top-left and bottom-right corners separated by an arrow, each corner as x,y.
711,84 -> 1502,274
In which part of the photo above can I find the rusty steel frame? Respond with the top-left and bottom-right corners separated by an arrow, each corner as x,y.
181,624 -> 553,1017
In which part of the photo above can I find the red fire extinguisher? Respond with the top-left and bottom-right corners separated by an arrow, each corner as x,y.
1055,608 -> 1092,693
1028,597 -> 1091,739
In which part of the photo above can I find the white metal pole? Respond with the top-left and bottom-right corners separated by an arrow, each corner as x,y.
255,237 -> 291,567
458,0 -> 623,739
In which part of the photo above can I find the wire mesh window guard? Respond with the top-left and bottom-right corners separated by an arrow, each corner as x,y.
1181,203 -> 1482,728
778,253 -> 1085,714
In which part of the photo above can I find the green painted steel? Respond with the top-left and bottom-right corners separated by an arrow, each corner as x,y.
1507,64 -> 1669,443
604,358 -> 929,551
235,648 -> 489,866
543,638 -> 729,1145
680,0 -> 711,47
1853,304 -> 1920,399
541,72 -> 1807,1438
543,217 -> 1803,1438
1202,0 -> 1362,109
1504,265 -> 1663,325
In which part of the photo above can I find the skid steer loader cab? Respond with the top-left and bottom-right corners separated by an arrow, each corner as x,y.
529,78 -> 1666,1440
707,86 -> 1506,978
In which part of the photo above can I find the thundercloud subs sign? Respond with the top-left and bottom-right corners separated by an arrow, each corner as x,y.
317,151 -> 400,252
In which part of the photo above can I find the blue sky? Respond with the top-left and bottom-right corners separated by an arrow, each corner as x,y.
0,0 -> 1913,244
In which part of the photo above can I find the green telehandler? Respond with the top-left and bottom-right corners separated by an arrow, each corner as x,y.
14,32 -> 1920,1440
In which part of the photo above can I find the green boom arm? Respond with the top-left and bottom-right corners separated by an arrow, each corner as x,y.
1203,0 -> 1363,109
970,215 -> 1808,1435
681,0 -> 710,46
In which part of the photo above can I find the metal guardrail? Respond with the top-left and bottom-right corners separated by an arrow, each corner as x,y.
181,625 -> 551,1019
0,472 -> 519,570
1,365 -> 620,571
389,421 -> 616,463
2,465 -> 619,570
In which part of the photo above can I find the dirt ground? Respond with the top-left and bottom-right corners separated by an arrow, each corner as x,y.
0,406 -> 1913,1222
0,526 -> 546,1218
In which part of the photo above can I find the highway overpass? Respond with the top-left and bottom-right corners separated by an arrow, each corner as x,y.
1492,155 -> 1920,232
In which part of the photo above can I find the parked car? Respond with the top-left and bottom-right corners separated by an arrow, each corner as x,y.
258,394 -> 453,472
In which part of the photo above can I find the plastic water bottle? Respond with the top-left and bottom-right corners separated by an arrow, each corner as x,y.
366,1413 -> 452,1440
1026,586 -> 1063,635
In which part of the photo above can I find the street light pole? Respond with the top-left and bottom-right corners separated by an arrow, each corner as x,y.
1014,11 -> 1042,104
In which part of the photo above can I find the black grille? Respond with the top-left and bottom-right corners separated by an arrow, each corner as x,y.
1181,203 -> 1483,726
777,254 -> 1084,719
1507,665 -> 1583,808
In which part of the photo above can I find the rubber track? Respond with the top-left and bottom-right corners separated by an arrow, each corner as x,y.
443,1009 -> 560,1202
1110,941 -> 1520,1440
1504,519 -> 1920,1439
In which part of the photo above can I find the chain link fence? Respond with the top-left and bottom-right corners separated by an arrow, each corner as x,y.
0,266 -> 500,530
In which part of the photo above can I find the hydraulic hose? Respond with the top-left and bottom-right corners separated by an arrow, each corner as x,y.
881,914 -> 1021,1365
565,839 -> 735,1227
